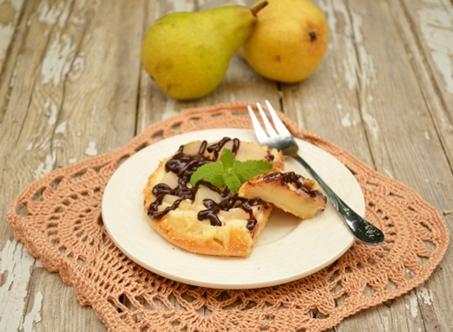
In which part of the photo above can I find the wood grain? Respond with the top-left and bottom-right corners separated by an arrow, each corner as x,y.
0,0 -> 452,331
281,1 -> 426,331
0,0 -> 144,330
281,1 -> 453,331
342,2 -> 453,330
387,0 -> 453,170
0,0 -> 24,76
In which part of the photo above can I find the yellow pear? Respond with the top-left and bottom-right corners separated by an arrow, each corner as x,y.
242,0 -> 328,83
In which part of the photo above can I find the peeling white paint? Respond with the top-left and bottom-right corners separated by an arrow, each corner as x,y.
85,141 -> 97,156
55,121 -> 67,134
58,2 -> 70,27
25,142 -> 33,151
41,34 -> 76,86
0,240 -> 35,332
44,100 -> 58,126
0,24 -> 14,63
341,113 -> 353,127
162,104 -> 180,121
362,111 -> 380,140
172,0 -> 195,12
406,293 -> 418,318
383,167 -> 393,178
71,15 -> 85,26
21,292 -> 43,332
352,13 -> 376,86
34,151 -> 56,179
326,2 -> 376,94
71,53 -> 85,75
68,157 -> 77,164
424,131 -> 430,140
34,260 -> 43,268
419,287 -> 433,305
337,103 -> 358,128
53,139 -> 64,149
324,1 -> 359,91
418,7 -> 453,93
319,0 -> 336,37
38,0 -> 66,25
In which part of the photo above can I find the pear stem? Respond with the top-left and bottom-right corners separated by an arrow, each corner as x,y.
250,1 -> 268,16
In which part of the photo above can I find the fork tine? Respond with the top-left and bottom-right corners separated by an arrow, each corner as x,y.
247,105 -> 268,143
256,102 -> 278,137
265,100 -> 292,136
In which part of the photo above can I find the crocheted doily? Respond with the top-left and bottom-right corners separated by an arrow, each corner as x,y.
8,104 -> 449,331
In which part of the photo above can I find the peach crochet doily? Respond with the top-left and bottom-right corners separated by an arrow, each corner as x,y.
8,104 -> 449,331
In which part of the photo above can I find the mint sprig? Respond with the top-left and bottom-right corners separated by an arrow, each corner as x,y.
190,149 -> 272,193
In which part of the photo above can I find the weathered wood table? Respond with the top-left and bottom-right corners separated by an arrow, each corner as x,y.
1,0 -> 452,331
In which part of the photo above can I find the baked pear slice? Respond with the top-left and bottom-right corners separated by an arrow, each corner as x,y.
238,171 -> 326,220
144,138 -> 284,257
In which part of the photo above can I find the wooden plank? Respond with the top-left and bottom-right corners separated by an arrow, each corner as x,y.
281,1 -> 422,331
387,0 -> 453,170
281,0 -> 453,331
0,0 -> 25,124
0,0 -> 144,330
136,0 -> 280,133
339,1 -> 453,329
0,0 -> 54,329
0,0 -> 24,75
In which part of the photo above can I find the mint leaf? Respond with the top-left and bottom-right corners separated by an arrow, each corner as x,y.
190,162 -> 224,188
234,160 -> 272,183
220,149 -> 235,169
223,170 -> 242,193
189,146 -> 273,193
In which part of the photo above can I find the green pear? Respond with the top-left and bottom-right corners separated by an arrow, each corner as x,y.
141,2 -> 267,100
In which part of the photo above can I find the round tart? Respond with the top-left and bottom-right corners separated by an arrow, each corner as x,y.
144,138 -> 284,257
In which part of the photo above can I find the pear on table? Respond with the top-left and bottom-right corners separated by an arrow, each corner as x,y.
241,0 -> 329,83
141,2 -> 268,100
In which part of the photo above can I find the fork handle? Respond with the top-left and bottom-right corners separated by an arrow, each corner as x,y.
293,155 -> 384,244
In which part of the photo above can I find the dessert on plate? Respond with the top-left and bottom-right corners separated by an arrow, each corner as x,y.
144,138 -> 283,257
144,137 -> 326,257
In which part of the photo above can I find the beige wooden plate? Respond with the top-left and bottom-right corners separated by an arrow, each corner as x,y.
102,129 -> 364,289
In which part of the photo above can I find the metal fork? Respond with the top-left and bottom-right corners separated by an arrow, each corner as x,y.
247,101 -> 384,244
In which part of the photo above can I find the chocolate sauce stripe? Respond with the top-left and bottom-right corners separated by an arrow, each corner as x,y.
147,138 -> 265,231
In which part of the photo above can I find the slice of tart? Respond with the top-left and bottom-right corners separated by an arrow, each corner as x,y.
143,138 -> 284,257
238,171 -> 327,220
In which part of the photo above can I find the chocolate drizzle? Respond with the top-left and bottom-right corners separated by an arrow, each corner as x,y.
263,171 -> 319,197
197,196 -> 265,230
206,137 -> 240,159
147,137 -> 266,231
